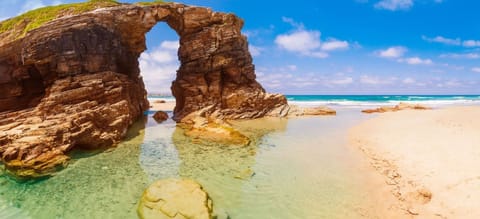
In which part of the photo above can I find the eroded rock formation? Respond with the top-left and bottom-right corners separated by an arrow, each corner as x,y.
0,3 -> 287,177
361,102 -> 431,114
286,105 -> 336,116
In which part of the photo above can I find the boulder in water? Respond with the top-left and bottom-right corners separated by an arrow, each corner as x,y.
138,179 -> 213,219
153,111 -> 169,123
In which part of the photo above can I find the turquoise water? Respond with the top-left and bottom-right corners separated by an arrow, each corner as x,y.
0,109 -> 386,219
286,95 -> 480,107
148,94 -> 480,107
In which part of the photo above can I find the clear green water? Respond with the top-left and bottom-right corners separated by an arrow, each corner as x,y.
0,109 -> 378,219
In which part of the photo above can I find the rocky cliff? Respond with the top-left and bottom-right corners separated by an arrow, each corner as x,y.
0,2 -> 287,177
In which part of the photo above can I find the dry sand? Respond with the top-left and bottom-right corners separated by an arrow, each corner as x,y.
349,106 -> 480,218
149,99 -> 175,111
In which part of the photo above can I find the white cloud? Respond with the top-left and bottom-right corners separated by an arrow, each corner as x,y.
402,77 -> 416,84
359,75 -> 379,85
147,50 -> 175,63
255,66 -> 357,92
422,35 -> 480,48
440,53 -> 480,59
472,67 -> 480,73
360,75 -> 397,85
377,46 -> 407,58
242,26 -> 275,39
281,16 -> 304,29
421,35 -> 461,45
330,77 -> 354,85
444,80 -> 461,87
463,40 -> 480,47
321,39 -> 349,51
160,40 -> 179,50
377,46 -> 434,65
399,57 -> 433,65
142,40 -> 179,64
248,45 -> 263,57
275,30 -> 321,54
275,17 -> 349,58
255,66 -> 295,90
374,0 -> 413,11
441,63 -> 465,71
309,51 -> 329,58
140,40 -> 180,94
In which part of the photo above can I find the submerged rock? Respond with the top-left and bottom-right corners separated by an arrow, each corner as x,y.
284,105 -> 337,117
213,208 -> 231,219
138,179 -> 213,219
180,115 -> 251,146
234,167 -> 255,180
362,102 -> 431,114
153,111 -> 169,123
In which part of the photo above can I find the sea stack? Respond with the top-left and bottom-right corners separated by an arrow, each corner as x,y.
0,2 -> 287,177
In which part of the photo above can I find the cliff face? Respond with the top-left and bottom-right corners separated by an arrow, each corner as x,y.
0,3 -> 287,177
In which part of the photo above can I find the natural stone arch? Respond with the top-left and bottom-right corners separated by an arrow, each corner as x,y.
0,3 -> 287,177
141,4 -> 288,120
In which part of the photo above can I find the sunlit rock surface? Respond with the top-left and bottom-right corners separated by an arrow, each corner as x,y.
0,2 -> 287,177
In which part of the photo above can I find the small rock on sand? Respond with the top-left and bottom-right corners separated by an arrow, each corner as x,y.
153,111 -> 169,123
154,100 -> 166,104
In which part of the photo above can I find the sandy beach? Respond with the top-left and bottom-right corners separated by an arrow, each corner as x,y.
149,99 -> 176,112
350,106 -> 480,218
148,99 -> 480,218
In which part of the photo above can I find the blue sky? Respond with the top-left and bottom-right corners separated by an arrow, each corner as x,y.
1,0 -> 480,94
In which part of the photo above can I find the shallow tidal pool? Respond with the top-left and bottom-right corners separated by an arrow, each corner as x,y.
0,109 -> 379,219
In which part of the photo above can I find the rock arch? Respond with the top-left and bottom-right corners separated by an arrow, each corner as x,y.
0,3 -> 287,177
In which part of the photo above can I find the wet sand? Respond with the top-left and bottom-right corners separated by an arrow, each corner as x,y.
149,99 -> 175,111
147,98 -> 425,217
350,106 -> 480,218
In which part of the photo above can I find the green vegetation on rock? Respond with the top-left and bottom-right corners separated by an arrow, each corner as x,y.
0,0 -> 120,37
136,0 -> 165,6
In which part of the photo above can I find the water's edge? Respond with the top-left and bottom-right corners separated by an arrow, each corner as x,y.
0,108 -> 390,218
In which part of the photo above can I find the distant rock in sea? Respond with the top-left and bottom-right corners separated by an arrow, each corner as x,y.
154,100 -> 166,104
362,102 -> 431,114
268,105 -> 337,117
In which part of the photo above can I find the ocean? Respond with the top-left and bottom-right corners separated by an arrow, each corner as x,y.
148,94 -> 480,108
286,95 -> 480,107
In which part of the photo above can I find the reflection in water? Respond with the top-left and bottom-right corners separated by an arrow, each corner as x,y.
171,117 -> 288,215
0,117 -> 150,219
0,109 -> 379,219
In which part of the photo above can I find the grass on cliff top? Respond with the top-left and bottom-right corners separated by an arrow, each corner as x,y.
0,0 -> 120,37
136,0 -> 165,6
0,0 -> 166,39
